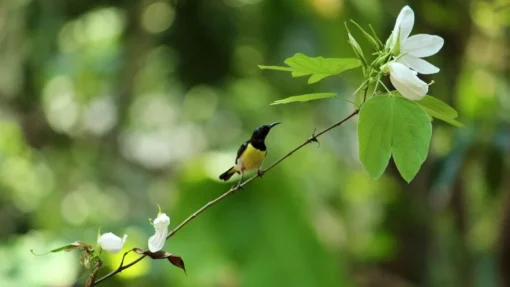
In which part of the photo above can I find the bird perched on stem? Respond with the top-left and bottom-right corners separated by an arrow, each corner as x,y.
219,122 -> 281,188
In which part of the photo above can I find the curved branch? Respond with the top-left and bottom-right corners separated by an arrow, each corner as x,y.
92,109 -> 359,286
92,255 -> 146,286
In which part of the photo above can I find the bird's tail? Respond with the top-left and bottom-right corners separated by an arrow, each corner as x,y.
219,166 -> 237,181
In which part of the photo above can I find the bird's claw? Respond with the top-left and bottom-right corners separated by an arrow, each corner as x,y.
233,182 -> 243,191
310,128 -> 320,147
257,169 -> 264,178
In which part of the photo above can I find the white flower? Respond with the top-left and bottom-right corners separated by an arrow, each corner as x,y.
389,5 -> 444,75
148,212 -> 170,252
98,232 -> 127,254
386,62 -> 428,100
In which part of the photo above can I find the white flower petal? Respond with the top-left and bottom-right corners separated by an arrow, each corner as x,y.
153,213 -> 170,229
402,34 -> 444,57
148,230 -> 168,252
398,55 -> 440,74
388,62 -> 428,101
98,232 -> 128,254
391,6 -> 415,49
148,212 -> 170,252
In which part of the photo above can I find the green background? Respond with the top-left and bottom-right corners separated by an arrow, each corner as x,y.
1,0 -> 510,286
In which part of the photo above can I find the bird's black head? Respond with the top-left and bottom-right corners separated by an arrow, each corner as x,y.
251,122 -> 280,141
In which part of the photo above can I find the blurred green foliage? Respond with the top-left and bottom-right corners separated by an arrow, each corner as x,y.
1,0 -> 510,286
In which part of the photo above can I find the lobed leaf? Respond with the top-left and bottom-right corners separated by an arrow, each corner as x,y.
358,94 -> 432,182
259,53 -> 361,84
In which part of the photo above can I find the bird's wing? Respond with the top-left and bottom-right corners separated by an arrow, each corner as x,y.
235,141 -> 249,164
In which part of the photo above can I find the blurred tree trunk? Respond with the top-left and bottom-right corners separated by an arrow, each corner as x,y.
450,170 -> 473,287
498,188 -> 510,287
382,160 -> 432,285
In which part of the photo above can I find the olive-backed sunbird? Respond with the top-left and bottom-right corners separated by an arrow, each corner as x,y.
219,122 -> 280,187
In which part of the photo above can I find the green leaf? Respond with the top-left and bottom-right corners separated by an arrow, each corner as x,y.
416,95 -> 463,127
259,53 -> 361,84
285,53 -> 361,84
441,118 -> 463,127
258,65 -> 294,72
417,95 -> 458,118
30,241 -> 92,256
389,92 -> 463,127
51,244 -> 76,253
358,94 -> 432,182
358,97 -> 393,180
308,74 -> 327,83
270,93 -> 337,105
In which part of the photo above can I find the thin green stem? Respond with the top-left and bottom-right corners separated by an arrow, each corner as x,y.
92,255 -> 146,286
368,24 -> 383,47
362,86 -> 369,103
371,76 -> 381,97
337,96 -> 360,108
378,79 -> 392,94
352,80 -> 368,97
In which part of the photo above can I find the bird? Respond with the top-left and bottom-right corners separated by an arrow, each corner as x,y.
219,122 -> 281,188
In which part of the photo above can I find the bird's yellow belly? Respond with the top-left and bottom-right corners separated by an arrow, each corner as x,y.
237,144 -> 265,171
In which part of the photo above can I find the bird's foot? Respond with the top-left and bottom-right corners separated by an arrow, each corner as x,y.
257,169 -> 264,178
233,182 -> 243,191
310,128 -> 320,147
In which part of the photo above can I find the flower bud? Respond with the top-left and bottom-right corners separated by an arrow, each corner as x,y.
148,212 -> 170,252
98,232 -> 127,254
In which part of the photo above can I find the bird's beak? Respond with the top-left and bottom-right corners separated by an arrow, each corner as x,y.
268,122 -> 281,129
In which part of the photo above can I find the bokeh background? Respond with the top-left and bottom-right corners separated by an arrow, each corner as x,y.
1,0 -> 510,286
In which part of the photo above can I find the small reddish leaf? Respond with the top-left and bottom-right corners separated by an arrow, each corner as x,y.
168,255 -> 186,273
149,251 -> 168,259
132,248 -> 186,273
133,248 -> 166,259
